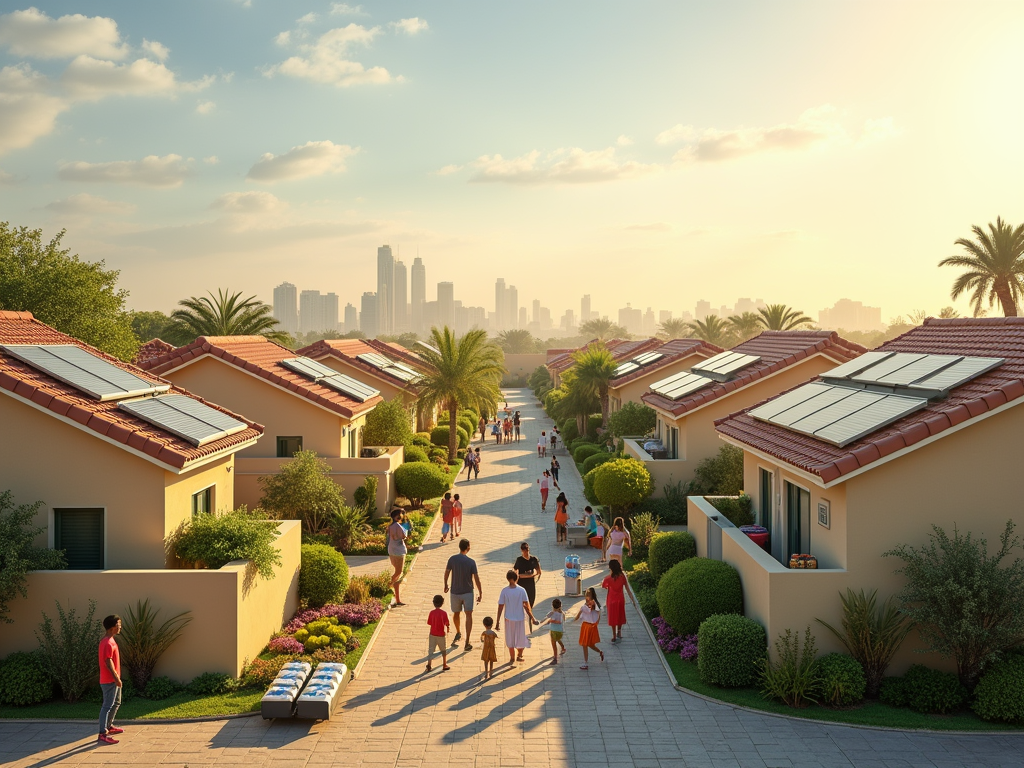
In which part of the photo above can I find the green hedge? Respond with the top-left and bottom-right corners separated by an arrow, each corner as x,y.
814,653 -> 866,706
586,414 -> 603,439
879,665 -> 967,714
573,444 -> 603,464
568,437 -> 596,454
697,614 -> 766,687
404,445 -> 429,463
973,654 -> 1024,723
708,494 -> 755,527
394,461 -> 452,507
633,496 -> 687,526
657,558 -> 742,636
560,419 -> 579,444
299,544 -> 349,608
648,531 -> 697,581
590,458 -> 653,511
430,425 -> 469,450
0,651 -> 52,706
582,452 -> 616,475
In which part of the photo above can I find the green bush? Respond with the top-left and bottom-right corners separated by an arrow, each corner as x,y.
607,401 -> 656,438
1,491 -> 66,624
299,544 -> 350,608
36,599 -> 103,703
352,570 -> 393,599
119,599 -> 192,691
586,414 -> 603,439
430,425 -> 469,450
581,452 -> 615,475
648,531 -> 697,581
171,508 -> 282,579
458,417 -> 477,438
394,462 -> 451,507
973,654 -> 1024,723
627,562 -> 656,593
628,511 -> 661,560
258,450 -> 347,534
187,672 -> 238,696
657,558 -> 742,636
412,433 -> 431,447
879,664 -> 967,714
582,467 -> 600,505
573,444 -> 603,464
636,588 -> 659,621
693,445 -> 745,495
361,397 -> 412,447
144,676 -> 181,701
543,388 -> 565,417
568,437 -> 596,454
709,494 -> 755,527
590,458 -> 653,513
0,651 -> 52,706
404,445 -> 429,463
633,496 -> 687,526
560,419 -> 579,444
698,614 -> 767,687
814,653 -> 866,706
760,626 -> 821,708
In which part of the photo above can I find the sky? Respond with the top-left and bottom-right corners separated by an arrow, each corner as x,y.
1,1 -> 1023,322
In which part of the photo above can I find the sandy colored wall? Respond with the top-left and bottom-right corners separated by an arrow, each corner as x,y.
0,521 -> 301,680
610,353 -> 708,413
624,439 -> 689,493
166,356 -> 345,458
504,354 -> 547,385
163,456 -> 235,544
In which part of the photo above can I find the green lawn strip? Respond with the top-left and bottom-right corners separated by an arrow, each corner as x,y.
665,652 -> 1021,732
0,689 -> 264,721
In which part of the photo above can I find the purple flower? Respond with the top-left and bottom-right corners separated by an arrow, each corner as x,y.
284,599 -> 384,633
268,636 -> 305,655
651,618 -> 697,660
678,634 -> 698,662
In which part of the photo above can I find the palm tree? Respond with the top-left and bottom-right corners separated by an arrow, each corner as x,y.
165,289 -> 289,346
414,327 -> 504,460
557,368 -> 600,436
938,306 -> 960,319
938,217 -> 1024,317
687,315 -> 735,347
757,304 -> 813,331
496,329 -> 539,353
572,343 -> 617,430
579,317 -> 628,340
727,312 -> 762,342
657,317 -> 691,340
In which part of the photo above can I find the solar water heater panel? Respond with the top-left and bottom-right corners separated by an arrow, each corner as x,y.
2,344 -> 169,401
320,374 -> 380,402
787,389 -> 884,434
908,356 -> 1004,395
866,354 -> 961,387
748,382 -> 834,422
820,351 -> 894,381
280,357 -> 340,381
650,370 -> 692,394
119,394 -> 247,446
813,394 -> 927,447
662,374 -> 715,400
614,362 -> 640,377
766,385 -> 860,427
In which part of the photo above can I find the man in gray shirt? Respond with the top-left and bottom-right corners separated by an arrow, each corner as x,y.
444,539 -> 483,651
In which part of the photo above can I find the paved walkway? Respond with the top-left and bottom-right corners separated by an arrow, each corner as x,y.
2,389 -> 1023,768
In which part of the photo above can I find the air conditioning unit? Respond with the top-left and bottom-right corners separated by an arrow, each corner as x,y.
360,447 -> 382,458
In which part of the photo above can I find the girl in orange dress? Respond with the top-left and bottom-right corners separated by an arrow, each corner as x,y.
554,492 -> 569,543
572,588 -> 604,670
480,616 -> 498,679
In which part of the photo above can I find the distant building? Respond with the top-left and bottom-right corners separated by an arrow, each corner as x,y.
377,245 -> 394,335
411,257 -> 426,334
495,278 -> 507,332
643,307 -> 656,335
532,299 -> 541,324
437,281 -> 455,329
561,309 -> 576,332
273,282 -> 298,334
659,310 -> 672,325
619,304 -> 643,336
343,303 -> 357,333
394,259 -> 407,332
581,295 -> 592,323
819,299 -> 884,332
695,300 -> 712,320
507,285 -> 518,330
519,306 -> 528,329
299,290 -> 321,333
733,297 -> 766,315
360,292 -> 379,338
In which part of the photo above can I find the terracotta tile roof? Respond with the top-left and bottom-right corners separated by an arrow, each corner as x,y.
547,338 -> 662,375
140,335 -> 382,419
643,330 -> 867,418
715,318 -> 1024,484
297,338 -> 423,391
0,312 -> 262,471
133,338 -> 174,366
610,338 -> 724,387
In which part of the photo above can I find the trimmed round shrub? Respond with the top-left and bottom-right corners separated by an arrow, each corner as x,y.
430,425 -> 469,450
627,561 -> 656,592
394,461 -> 451,507
880,665 -> 966,714
144,676 -> 181,701
404,445 -> 429,463
648,531 -> 697,581
187,672 -> 236,696
582,467 -> 600,505
697,614 -> 767,687
561,418 -> 579,444
568,437 -> 596,454
657,558 -> 742,636
590,458 -> 653,511
973,654 -> 1024,723
412,433 -> 431,447
634,496 -> 688,526
586,414 -> 603,439
0,651 -> 53,706
574,444 -> 602,464
814,653 -> 866,706
299,543 -> 350,608
636,588 -> 659,621
458,416 -> 476,437
581,452 -> 615,475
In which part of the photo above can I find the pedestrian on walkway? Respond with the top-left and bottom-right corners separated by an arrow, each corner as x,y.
478,415 -> 487,442
496,571 -> 536,664
554,492 -> 569,543
462,449 -> 475,481
550,429 -> 558,453
480,617 -> 498,679
549,456 -> 561,488
605,517 -> 632,567
97,614 -> 124,745
537,431 -> 547,458
573,588 -> 604,670
513,542 -> 541,627
492,419 -> 501,444
440,493 -> 455,543
537,470 -> 551,510
426,595 -> 451,672
444,538 -> 482,651
471,447 -> 481,479
602,559 -> 637,643
513,410 -> 521,442
387,509 -> 408,606
452,493 -> 464,536
535,599 -> 567,665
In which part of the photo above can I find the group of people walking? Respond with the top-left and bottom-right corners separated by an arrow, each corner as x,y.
480,410 -> 521,445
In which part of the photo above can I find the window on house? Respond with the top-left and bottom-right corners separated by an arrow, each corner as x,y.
785,481 -> 811,564
348,426 -> 357,458
191,487 -> 212,517
759,468 -> 773,537
53,508 -> 104,569
277,436 -> 303,457
667,427 -> 679,459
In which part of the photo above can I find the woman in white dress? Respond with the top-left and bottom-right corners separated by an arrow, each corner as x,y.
604,517 -> 632,567
495,570 -> 537,664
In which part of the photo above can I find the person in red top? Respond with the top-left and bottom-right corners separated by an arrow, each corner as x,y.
439,493 -> 455,543
426,594 -> 451,671
98,614 -> 124,745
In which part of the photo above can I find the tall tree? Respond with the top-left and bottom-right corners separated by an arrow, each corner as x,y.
572,343 -> 617,430
939,217 -> 1024,317
657,317 -> 691,340
131,310 -> 171,342
415,327 -> 504,460
579,317 -> 628,340
0,223 -> 139,360
165,289 -> 289,346
757,304 -> 813,331
727,312 -> 762,342
0,491 -> 66,623
687,315 -> 735,347
496,329 -> 539,353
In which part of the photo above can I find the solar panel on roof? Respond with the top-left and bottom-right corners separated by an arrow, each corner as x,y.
868,354 -> 961,387
416,341 -> 441,355
280,357 -> 340,381
748,382 -> 835,422
357,352 -> 395,369
385,367 -> 419,383
660,373 -> 715,400
908,356 -> 1004,395
318,373 -> 380,402
787,389 -> 884,433
821,351 -> 895,381
814,394 -> 927,447
692,351 -> 760,381
614,362 -> 640,377
119,394 -> 247,446
390,361 -> 421,377
1,344 -> 170,401
633,352 -> 664,366
650,370 -> 691,393
765,385 -> 860,427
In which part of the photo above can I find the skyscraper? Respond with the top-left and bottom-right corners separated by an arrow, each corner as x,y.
581,294 -> 592,324
437,282 -> 455,329
495,278 -> 507,332
394,259 -> 407,332
360,292 -> 379,338
695,300 -> 712,320
343,303 -> 357,333
323,293 -> 340,332
273,282 -> 298,334
507,285 -> 518,330
411,257 -> 426,334
519,307 -> 528,329
532,299 -> 541,324
619,303 -> 643,336
377,245 -> 394,335
299,290 -> 321,333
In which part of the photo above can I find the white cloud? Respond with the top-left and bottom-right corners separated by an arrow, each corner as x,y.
203,155 -> 219,164
297,13 -> 317,24
58,154 -> 193,187
211,190 -> 288,214
0,64 -> 67,155
861,116 -> 900,144
436,164 -> 462,176
46,192 -> 135,215
0,7 -> 128,60
196,100 -> 215,114
275,30 -> 293,46
468,147 -> 662,185
141,39 -> 169,62
616,135 -> 634,146
247,140 -> 357,182
392,18 -> 428,35
655,124 -> 697,145
0,167 -> 20,184
266,24 -> 391,87
61,55 -> 213,101
330,4 -> 366,15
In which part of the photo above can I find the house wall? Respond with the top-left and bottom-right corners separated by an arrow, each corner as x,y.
609,353 -> 707,413
0,521 -> 301,680
1,392 -> 229,570
165,356 -> 347,458
503,353 -> 547,385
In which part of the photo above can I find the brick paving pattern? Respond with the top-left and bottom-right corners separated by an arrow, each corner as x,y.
1,390 -> 1022,767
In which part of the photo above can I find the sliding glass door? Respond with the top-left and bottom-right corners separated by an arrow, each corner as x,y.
785,482 -> 811,565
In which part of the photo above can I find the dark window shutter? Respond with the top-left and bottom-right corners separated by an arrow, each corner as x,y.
54,509 -> 104,569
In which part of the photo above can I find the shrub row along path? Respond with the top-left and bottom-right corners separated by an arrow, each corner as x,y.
3,389 -> 1023,768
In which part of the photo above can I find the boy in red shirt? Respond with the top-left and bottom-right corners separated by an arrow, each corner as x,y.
426,594 -> 450,671
98,614 -> 124,745
439,492 -> 455,543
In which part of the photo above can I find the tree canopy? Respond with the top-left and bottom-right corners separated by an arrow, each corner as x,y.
361,397 -> 413,447
130,310 -> 171,343
756,304 -> 813,331
572,343 -> 617,430
0,223 -> 139,360
496,329 -> 540,353
687,315 -> 735,347
579,317 -> 628,340
608,401 -> 656,437
0,491 -> 67,623
939,217 -> 1024,317
657,317 -> 691,340
165,288 -> 289,346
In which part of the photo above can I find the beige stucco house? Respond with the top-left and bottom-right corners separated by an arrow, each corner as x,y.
141,335 -> 400,513
545,337 -> 661,389
608,338 -> 722,415
628,331 -> 866,494
701,317 -> 1024,670
0,311 -> 299,680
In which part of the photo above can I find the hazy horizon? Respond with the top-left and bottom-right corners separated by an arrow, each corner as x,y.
1,2 -> 1022,319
